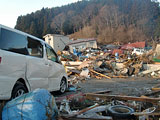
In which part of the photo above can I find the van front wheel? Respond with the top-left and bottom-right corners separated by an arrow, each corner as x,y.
12,82 -> 27,99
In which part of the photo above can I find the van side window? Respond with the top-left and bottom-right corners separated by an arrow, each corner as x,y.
45,45 -> 57,62
0,28 -> 28,55
27,37 -> 43,58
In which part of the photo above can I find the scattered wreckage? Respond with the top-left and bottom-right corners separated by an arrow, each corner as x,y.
56,89 -> 160,120
60,44 -> 158,83
2,42 -> 160,120
2,88 -> 160,120
56,43 -> 160,119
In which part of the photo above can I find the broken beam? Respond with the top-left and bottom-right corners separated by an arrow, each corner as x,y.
90,69 -> 111,79
93,90 -> 111,94
152,88 -> 160,91
85,93 -> 160,104
133,112 -> 160,116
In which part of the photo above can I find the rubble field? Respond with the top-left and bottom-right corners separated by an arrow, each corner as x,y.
53,77 -> 160,120
54,43 -> 160,119
3,42 -> 160,120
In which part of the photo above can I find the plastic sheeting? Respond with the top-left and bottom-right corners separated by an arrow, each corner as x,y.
2,89 -> 58,120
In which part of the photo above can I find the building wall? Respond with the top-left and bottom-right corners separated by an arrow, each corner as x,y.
69,43 -> 86,53
53,36 -> 70,52
86,41 -> 97,48
44,35 -> 54,49
44,34 -> 71,53
69,40 -> 97,53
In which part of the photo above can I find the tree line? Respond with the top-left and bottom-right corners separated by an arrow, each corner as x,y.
15,0 -> 160,44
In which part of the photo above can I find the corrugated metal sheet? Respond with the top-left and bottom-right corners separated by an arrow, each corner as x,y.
121,42 -> 145,50
112,49 -> 123,55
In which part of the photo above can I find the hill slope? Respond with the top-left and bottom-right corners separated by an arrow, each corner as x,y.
15,0 -> 160,44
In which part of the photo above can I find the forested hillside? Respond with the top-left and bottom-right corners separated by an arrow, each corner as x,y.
15,0 -> 160,44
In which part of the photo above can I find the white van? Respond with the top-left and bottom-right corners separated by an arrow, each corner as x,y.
0,24 -> 68,99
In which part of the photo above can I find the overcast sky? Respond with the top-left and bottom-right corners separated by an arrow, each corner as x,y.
0,0 -> 81,28
0,0 -> 159,28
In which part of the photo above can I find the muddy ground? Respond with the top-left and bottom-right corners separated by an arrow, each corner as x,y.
55,77 -> 160,97
78,77 -> 160,96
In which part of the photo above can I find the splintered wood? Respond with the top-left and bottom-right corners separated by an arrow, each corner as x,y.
90,69 -> 111,79
85,93 -> 160,104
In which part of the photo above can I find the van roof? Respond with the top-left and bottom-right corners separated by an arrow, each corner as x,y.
0,24 -> 46,44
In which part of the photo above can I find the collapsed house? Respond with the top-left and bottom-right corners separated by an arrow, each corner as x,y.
68,38 -> 97,53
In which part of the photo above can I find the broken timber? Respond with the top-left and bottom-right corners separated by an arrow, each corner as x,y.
85,93 -> 160,104
90,69 -> 111,79
62,61 -> 82,66
93,90 -> 111,94
133,112 -> 160,116
152,87 -> 160,91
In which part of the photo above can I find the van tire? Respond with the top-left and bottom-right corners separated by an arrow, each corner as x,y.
12,82 -> 28,99
59,79 -> 67,94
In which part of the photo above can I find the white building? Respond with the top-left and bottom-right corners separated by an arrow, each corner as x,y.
68,38 -> 97,53
43,34 -> 71,52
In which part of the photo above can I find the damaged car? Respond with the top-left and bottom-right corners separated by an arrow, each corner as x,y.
0,24 -> 68,99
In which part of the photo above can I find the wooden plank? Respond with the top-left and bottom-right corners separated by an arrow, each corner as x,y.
152,88 -> 160,91
90,69 -> 111,79
78,61 -> 92,70
93,90 -> 111,94
62,61 -> 82,66
95,76 -> 102,79
133,112 -> 160,116
85,93 -> 160,104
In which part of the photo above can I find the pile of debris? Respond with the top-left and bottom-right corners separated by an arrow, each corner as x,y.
58,45 -> 160,87
56,89 -> 160,120
2,88 -> 160,120
55,43 -> 160,119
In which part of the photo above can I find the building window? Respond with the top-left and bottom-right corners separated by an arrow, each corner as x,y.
48,38 -> 51,45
